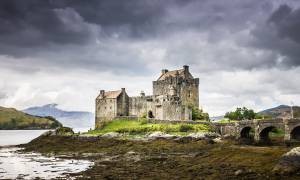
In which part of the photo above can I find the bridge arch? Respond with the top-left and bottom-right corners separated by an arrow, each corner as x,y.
259,126 -> 284,143
240,126 -> 254,139
290,126 -> 300,141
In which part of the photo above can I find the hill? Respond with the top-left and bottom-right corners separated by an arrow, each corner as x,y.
23,104 -> 94,128
0,106 -> 62,130
258,105 -> 300,119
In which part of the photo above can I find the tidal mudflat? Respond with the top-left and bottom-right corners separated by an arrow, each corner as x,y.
21,134 -> 300,179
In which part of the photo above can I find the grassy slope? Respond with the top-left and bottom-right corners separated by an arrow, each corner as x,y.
0,106 -> 62,129
87,119 -> 212,135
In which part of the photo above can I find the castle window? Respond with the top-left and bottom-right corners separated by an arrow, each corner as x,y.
110,100 -> 112,103
104,107 -> 106,109
110,106 -> 112,109
188,91 -> 192,97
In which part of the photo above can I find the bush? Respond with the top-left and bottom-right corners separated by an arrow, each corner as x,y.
141,113 -> 147,118
191,106 -> 210,121
179,124 -> 193,132
139,118 -> 148,125
55,127 -> 74,135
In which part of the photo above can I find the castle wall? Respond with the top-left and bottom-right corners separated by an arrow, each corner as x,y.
153,77 -> 199,108
95,98 -> 117,127
153,95 -> 191,120
129,95 -> 154,117
179,78 -> 199,108
117,92 -> 129,116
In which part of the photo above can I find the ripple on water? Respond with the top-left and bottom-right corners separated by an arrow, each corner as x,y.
0,147 -> 94,179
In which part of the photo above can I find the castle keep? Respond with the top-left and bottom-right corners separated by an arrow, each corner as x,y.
95,65 -> 199,127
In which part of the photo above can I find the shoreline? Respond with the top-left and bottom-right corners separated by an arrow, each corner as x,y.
18,132 -> 300,179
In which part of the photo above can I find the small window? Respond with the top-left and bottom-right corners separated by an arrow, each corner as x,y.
188,91 -> 192,97
104,107 -> 106,109
110,100 -> 112,103
110,106 -> 112,109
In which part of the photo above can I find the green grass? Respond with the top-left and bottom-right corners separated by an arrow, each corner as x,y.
87,118 -> 212,135
217,119 -> 239,123
269,129 -> 285,138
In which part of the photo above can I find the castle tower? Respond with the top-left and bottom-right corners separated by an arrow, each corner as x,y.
153,65 -> 199,108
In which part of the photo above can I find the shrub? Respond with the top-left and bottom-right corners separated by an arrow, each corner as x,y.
179,124 -> 193,132
139,118 -> 148,125
55,127 -> 74,135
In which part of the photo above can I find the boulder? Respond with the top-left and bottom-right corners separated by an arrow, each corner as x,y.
188,132 -> 206,140
205,132 -> 220,139
273,147 -> 300,174
41,130 -> 55,136
101,132 -> 121,138
212,137 -> 223,143
147,132 -> 176,140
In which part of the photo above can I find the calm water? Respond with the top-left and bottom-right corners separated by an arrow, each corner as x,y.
0,147 -> 93,179
0,128 -> 90,146
0,130 -> 94,179
0,130 -> 49,146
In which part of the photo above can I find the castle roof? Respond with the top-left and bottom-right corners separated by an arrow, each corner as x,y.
157,69 -> 193,81
157,69 -> 184,81
97,90 -> 122,99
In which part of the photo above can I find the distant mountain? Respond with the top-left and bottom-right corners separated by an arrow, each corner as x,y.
23,104 -> 94,129
258,105 -> 300,119
0,106 -> 62,130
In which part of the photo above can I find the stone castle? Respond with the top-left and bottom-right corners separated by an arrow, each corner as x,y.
95,65 -> 199,127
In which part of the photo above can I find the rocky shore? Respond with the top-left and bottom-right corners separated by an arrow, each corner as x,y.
19,130 -> 300,179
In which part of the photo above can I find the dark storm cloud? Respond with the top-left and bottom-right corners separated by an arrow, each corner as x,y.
251,4 -> 300,68
0,0 -> 299,74
0,0 -> 168,52
0,0 -> 270,51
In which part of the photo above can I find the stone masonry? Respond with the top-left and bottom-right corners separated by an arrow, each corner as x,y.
95,65 -> 200,128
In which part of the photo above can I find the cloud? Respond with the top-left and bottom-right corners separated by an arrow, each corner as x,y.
1,0 -> 300,116
251,4 -> 300,68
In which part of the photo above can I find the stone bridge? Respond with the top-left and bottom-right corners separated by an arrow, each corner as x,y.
215,118 -> 300,142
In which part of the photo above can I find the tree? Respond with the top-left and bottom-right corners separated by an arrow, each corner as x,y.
191,106 -> 210,121
224,107 -> 256,121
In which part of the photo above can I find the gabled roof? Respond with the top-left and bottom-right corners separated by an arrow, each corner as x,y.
157,69 -> 193,81
97,90 -> 122,99
157,69 -> 184,81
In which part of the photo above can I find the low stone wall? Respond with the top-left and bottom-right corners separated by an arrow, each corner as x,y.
113,116 -> 138,121
147,118 -> 211,125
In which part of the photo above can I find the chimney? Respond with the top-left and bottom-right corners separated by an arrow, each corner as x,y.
183,65 -> 189,72
100,90 -> 105,97
161,69 -> 168,75
121,88 -> 125,92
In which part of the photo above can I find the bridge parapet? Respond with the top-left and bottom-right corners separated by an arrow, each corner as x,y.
256,118 -> 283,123
215,118 -> 300,142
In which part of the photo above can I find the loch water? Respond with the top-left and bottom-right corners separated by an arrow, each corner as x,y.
0,129 -> 93,179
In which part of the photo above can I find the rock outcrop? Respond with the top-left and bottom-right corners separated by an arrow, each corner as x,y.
273,147 -> 300,174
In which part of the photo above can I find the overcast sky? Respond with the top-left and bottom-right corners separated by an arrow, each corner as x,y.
1,0 -> 300,116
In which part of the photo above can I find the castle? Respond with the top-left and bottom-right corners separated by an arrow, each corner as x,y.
95,65 -> 199,127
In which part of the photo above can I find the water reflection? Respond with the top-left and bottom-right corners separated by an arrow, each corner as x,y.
0,147 -> 93,179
